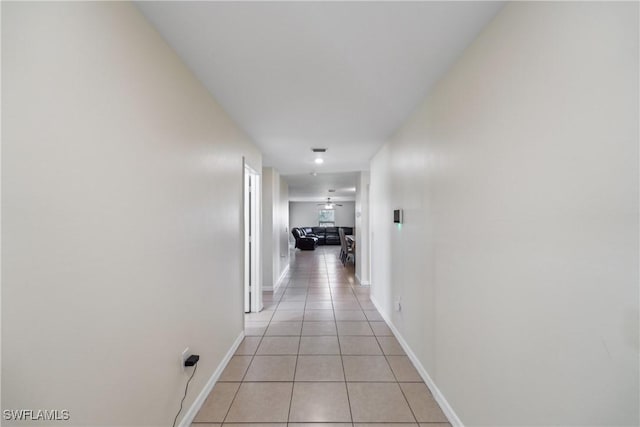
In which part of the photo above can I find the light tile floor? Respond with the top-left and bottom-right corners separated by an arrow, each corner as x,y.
193,246 -> 450,426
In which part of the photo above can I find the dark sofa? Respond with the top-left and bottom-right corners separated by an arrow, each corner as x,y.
295,227 -> 354,246
292,228 -> 318,250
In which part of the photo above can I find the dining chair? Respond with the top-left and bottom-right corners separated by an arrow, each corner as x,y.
339,228 -> 354,265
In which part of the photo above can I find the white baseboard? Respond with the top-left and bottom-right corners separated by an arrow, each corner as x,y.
274,263 -> 289,293
178,331 -> 245,427
355,273 -> 370,286
263,263 -> 290,292
369,296 -> 463,427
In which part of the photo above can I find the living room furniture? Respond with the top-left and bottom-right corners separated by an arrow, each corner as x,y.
302,227 -> 322,244
296,226 -> 353,246
324,227 -> 341,245
346,235 -> 355,265
339,228 -> 355,265
291,228 -> 318,250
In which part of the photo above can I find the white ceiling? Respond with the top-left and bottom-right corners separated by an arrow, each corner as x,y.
286,172 -> 359,202
136,1 -> 503,197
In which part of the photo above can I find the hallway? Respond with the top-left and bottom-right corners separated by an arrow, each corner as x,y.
192,246 -> 450,425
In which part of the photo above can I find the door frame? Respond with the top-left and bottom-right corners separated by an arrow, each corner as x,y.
243,162 -> 262,313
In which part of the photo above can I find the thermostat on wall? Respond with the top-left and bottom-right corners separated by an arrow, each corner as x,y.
393,209 -> 403,224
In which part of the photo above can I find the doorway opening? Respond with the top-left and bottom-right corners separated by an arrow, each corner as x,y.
244,163 -> 262,313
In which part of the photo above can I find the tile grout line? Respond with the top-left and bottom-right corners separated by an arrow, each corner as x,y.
353,273 -> 419,424
235,246 -> 432,426
328,249 -> 356,425
284,275 -> 299,424
229,273 -> 288,423
356,279 -> 420,425
220,305 -> 272,424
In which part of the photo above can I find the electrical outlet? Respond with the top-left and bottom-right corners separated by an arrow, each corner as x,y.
181,347 -> 190,371
395,299 -> 402,312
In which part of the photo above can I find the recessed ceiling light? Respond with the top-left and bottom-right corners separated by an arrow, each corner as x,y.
314,158 -> 324,164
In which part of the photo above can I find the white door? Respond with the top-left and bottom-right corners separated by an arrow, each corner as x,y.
244,168 -> 251,313
244,164 -> 262,313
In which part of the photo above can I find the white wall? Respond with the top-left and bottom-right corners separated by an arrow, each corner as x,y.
370,2 -> 639,426
289,202 -> 356,230
1,2 -> 261,426
278,178 -> 290,275
262,168 -> 275,289
262,167 -> 290,291
355,172 -> 370,285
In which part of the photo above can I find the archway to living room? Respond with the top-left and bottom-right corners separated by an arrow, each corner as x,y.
285,171 -> 369,286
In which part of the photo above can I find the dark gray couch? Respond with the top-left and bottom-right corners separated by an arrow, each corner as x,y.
298,227 -> 354,245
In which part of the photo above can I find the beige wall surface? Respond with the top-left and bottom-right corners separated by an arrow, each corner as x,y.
370,2 -> 639,426
278,176 -> 290,284
263,168 -> 275,289
2,2 -> 260,426
262,167 -> 290,291
289,201 -> 356,229
355,172 -> 370,285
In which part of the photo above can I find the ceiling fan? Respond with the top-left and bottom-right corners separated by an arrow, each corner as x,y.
317,197 -> 342,209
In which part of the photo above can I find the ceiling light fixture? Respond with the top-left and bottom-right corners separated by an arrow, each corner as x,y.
312,148 -> 326,166
317,197 -> 343,209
